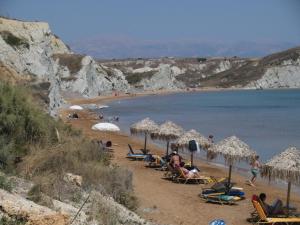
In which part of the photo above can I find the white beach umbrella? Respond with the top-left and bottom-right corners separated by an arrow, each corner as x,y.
98,105 -> 109,109
92,122 -> 120,132
69,105 -> 83,110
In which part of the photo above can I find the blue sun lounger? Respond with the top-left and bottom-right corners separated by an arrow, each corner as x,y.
126,144 -> 148,160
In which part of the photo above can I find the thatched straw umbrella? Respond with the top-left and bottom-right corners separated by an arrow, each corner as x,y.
130,118 -> 159,152
261,147 -> 300,213
151,121 -> 184,156
207,136 -> 256,192
176,129 -> 210,165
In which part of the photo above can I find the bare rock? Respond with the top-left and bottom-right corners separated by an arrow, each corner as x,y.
0,189 -> 69,225
63,173 -> 83,187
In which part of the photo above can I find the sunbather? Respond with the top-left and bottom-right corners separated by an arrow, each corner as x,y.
259,193 -> 284,216
145,154 -> 166,167
179,162 -> 200,178
170,151 -> 182,168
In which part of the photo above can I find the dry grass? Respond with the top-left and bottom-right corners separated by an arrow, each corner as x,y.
19,135 -> 137,210
52,53 -> 84,75
125,71 -> 156,84
0,81 -> 138,211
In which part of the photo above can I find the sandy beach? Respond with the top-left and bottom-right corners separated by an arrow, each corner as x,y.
60,93 -> 300,225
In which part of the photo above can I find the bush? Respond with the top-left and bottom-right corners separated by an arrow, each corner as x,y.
126,71 -> 156,84
27,184 -> 42,203
0,81 -> 137,213
0,175 -> 13,192
0,83 -> 60,171
0,217 -> 27,225
0,31 -> 29,49
197,57 -> 207,63
52,54 -> 84,75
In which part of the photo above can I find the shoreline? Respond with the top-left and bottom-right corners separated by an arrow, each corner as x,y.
63,89 -> 300,191
60,90 -> 300,225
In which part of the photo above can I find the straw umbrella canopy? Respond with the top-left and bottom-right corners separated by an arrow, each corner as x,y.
177,129 -> 210,149
130,118 -> 159,152
207,135 -> 256,192
261,147 -> 300,212
151,121 -> 184,156
176,129 -> 210,165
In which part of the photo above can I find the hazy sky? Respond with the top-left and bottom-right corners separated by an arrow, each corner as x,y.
1,0 -> 300,44
0,0 -> 300,57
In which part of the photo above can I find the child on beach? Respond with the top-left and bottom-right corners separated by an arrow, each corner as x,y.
247,155 -> 261,186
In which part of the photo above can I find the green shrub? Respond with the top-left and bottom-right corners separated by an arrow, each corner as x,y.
0,82 -> 60,170
27,184 -> 42,203
0,217 -> 27,225
197,57 -> 207,63
0,175 -> 13,192
0,31 -> 29,49
126,71 -> 156,84
0,81 -> 137,213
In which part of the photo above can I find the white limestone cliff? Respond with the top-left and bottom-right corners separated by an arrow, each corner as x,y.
0,17 -> 129,116
246,58 -> 300,89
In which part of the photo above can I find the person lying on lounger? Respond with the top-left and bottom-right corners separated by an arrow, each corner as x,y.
259,193 -> 284,216
170,151 -> 182,168
179,162 -> 200,178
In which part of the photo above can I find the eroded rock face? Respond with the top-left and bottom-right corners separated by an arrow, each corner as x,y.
142,64 -> 185,90
1,17 -> 300,117
0,17 -> 129,116
246,58 -> 300,89
0,189 -> 69,225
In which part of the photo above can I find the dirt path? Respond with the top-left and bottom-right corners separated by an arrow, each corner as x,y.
60,96 -> 300,225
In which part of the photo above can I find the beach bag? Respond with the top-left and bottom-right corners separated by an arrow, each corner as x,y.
188,140 -> 199,152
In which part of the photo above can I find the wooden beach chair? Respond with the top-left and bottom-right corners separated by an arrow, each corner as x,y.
174,167 -> 210,184
163,163 -> 179,180
252,200 -> 300,224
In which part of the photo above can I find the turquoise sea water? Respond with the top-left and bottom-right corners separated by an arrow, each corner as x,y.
99,89 -> 300,163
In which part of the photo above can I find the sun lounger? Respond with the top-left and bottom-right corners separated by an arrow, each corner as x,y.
200,181 -> 245,205
145,154 -> 166,168
252,200 -> 300,224
126,144 -> 148,160
202,187 -> 245,197
140,148 -> 150,155
200,193 -> 243,205
163,163 -> 179,180
174,167 -> 211,184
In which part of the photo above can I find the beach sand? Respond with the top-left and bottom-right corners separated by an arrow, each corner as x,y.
60,93 -> 300,225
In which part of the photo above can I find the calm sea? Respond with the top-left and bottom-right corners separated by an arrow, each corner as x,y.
98,89 -> 300,163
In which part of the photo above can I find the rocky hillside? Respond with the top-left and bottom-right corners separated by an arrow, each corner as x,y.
0,17 -> 129,116
1,17 -> 300,117
100,46 -> 300,90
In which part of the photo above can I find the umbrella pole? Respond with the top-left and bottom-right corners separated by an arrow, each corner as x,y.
191,152 -> 193,166
286,181 -> 291,215
144,133 -> 147,152
166,141 -> 169,156
227,164 -> 232,194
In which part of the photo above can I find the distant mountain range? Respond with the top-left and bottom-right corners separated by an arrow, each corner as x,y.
69,37 -> 297,59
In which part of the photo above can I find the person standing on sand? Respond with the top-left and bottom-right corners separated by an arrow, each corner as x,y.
248,155 -> 261,186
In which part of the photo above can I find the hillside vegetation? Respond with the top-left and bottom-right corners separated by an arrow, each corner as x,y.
0,81 -> 137,213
